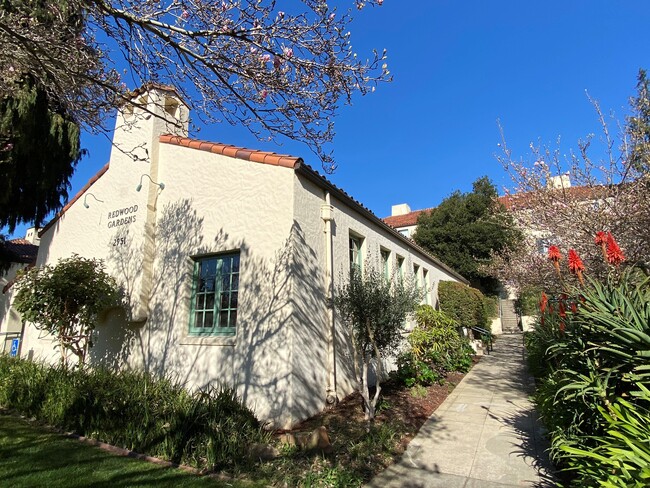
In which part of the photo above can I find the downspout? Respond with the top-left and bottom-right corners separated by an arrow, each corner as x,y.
321,192 -> 338,404
130,127 -> 163,323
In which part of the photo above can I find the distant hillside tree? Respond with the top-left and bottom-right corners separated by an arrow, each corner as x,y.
413,177 -> 521,294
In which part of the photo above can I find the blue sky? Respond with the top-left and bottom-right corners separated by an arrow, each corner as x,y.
6,0 -> 650,239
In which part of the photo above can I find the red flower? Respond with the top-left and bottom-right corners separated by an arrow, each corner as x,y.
595,231 -> 607,245
567,249 -> 585,273
547,245 -> 562,262
540,292 -> 548,313
606,233 -> 625,265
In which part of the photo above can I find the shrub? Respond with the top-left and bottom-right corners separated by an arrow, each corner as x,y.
526,262 -> 650,485
515,286 -> 542,316
438,281 -> 488,330
396,306 -> 474,387
0,356 -> 266,471
483,295 -> 499,319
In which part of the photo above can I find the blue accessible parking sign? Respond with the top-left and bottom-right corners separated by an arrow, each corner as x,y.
9,338 -> 19,357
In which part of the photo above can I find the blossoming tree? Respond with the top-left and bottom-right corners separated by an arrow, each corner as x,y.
487,70 -> 650,292
0,0 -> 389,172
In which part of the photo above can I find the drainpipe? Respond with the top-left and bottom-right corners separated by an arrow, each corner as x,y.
321,192 -> 337,404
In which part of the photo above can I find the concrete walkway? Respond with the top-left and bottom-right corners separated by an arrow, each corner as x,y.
368,333 -> 555,488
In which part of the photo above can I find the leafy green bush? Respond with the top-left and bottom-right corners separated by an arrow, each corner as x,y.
483,295 -> 499,319
0,356 -> 266,471
515,286 -> 542,316
396,306 -> 474,386
438,281 -> 488,329
559,384 -> 650,487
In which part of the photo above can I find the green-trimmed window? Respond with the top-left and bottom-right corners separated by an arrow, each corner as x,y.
190,252 -> 240,336
349,234 -> 363,273
423,269 -> 430,304
396,255 -> 405,281
380,248 -> 391,279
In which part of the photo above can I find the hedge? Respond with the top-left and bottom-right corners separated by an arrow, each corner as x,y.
438,281 -> 489,330
0,355 -> 266,471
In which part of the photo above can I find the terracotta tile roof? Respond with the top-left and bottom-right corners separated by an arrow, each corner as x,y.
126,82 -> 183,102
39,163 -> 110,236
498,185 -> 612,211
159,135 -> 303,168
2,238 -> 38,264
383,208 -> 433,228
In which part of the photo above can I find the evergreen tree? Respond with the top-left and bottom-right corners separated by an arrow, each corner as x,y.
413,177 -> 521,294
0,76 -> 85,232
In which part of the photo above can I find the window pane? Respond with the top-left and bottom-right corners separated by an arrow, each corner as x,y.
205,293 -> 214,310
221,257 -> 231,275
222,275 -> 231,291
191,252 -> 240,335
204,311 -> 214,328
229,310 -> 237,328
219,310 -> 229,328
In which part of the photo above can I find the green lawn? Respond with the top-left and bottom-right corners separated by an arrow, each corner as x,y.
0,415 -> 259,488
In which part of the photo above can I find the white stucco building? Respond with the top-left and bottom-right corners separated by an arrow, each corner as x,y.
12,84 -> 467,428
0,231 -> 39,354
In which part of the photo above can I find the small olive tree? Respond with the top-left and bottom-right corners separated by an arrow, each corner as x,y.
335,265 -> 421,421
14,255 -> 120,368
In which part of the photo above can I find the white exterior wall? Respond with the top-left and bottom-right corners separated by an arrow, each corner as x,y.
134,142 -> 297,428
289,176 -> 332,421
291,174 -> 463,405
18,88 -> 466,429
24,88 -> 186,364
1,263 -> 27,353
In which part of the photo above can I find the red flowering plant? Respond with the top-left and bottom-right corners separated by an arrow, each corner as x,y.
525,231 -> 650,484
547,245 -> 562,279
605,232 -> 625,266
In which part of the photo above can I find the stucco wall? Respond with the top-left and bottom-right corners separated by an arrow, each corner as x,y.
1,263 -> 27,353
289,176 -> 331,422
290,173 -> 463,406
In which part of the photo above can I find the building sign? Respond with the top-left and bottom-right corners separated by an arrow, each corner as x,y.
107,205 -> 139,229
10,338 -> 19,357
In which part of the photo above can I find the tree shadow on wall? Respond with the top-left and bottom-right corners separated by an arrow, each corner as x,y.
92,199 -> 213,374
94,200 -> 330,428
233,220 -> 326,427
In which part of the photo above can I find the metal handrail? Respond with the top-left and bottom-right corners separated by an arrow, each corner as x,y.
470,326 -> 493,354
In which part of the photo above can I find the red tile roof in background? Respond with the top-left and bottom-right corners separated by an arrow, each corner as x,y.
383,208 -> 432,228
497,185 -> 611,211
3,239 -> 38,263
